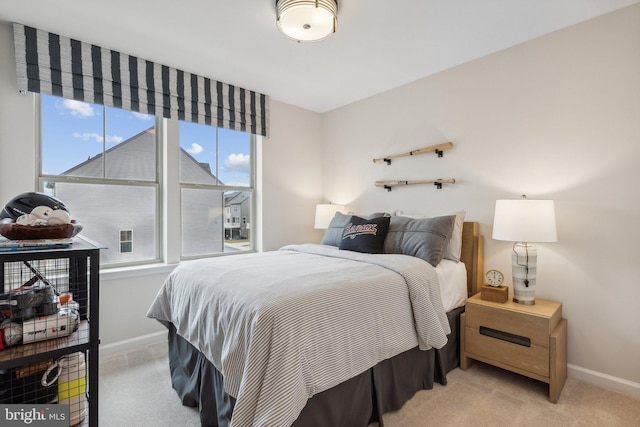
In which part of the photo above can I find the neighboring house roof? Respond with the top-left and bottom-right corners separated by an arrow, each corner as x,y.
181,147 -> 224,185
61,127 -> 222,185
224,191 -> 249,206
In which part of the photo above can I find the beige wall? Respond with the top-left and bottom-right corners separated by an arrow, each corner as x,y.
261,100 -> 324,251
322,5 -> 640,390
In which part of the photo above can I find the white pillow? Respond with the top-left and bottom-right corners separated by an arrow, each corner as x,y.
393,210 -> 466,262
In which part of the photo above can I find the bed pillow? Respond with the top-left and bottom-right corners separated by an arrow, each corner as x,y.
383,215 -> 456,266
321,211 -> 388,247
339,215 -> 390,254
445,211 -> 466,262
393,210 -> 466,262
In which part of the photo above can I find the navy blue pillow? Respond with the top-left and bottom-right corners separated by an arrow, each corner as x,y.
339,215 -> 390,254
321,211 -> 389,247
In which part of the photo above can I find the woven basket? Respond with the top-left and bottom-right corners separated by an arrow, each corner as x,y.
0,219 -> 83,240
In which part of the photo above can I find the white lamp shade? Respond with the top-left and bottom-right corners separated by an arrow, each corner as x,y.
492,199 -> 557,243
314,204 -> 345,229
276,0 -> 337,42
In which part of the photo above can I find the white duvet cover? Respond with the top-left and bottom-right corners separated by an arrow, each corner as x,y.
147,244 -> 450,427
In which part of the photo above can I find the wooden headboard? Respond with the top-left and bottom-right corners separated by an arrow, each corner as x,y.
460,222 -> 483,297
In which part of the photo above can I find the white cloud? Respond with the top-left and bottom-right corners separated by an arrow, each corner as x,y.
223,181 -> 249,187
224,153 -> 250,173
73,132 -> 124,144
131,112 -> 153,121
186,142 -> 203,155
106,135 -> 124,144
73,132 -> 101,143
60,99 -> 94,118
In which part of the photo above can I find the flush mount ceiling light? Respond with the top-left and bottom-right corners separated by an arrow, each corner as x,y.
276,0 -> 338,42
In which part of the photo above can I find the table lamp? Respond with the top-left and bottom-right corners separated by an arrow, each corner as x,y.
492,195 -> 557,305
314,204 -> 346,229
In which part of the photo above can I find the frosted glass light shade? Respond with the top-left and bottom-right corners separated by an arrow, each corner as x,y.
314,204 -> 345,229
276,0 -> 338,42
492,199 -> 557,243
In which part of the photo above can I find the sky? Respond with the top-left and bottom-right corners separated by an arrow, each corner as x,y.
41,94 -> 251,186
179,121 -> 251,186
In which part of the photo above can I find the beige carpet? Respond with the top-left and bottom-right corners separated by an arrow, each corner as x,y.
99,341 -> 640,426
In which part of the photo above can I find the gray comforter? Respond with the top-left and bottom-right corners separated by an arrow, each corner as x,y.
147,244 -> 450,427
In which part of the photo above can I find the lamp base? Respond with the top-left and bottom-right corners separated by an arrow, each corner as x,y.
512,242 -> 537,305
512,296 -> 535,306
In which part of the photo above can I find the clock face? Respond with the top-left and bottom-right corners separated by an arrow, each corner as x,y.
485,269 -> 504,287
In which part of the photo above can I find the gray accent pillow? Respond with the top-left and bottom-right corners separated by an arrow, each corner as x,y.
383,215 -> 456,266
321,212 -> 388,247
393,211 -> 466,262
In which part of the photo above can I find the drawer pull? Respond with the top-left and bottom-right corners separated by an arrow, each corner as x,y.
479,326 -> 531,347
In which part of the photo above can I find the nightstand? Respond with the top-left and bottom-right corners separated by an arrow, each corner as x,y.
460,293 -> 567,403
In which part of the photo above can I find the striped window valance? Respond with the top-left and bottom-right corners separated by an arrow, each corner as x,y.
13,23 -> 269,137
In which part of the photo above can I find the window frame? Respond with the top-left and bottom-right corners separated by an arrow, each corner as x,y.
36,94 -> 164,268
178,123 -> 257,260
36,94 -> 258,267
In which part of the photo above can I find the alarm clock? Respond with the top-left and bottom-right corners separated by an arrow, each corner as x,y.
485,269 -> 504,287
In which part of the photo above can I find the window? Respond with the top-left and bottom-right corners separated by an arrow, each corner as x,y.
119,230 -> 133,253
39,94 -> 256,266
40,94 -> 159,266
179,122 -> 255,257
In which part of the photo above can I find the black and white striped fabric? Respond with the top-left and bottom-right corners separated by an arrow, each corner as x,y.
13,23 -> 269,137
147,244 -> 450,427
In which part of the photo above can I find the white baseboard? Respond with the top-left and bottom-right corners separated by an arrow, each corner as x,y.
568,364 -> 640,398
99,331 -> 167,358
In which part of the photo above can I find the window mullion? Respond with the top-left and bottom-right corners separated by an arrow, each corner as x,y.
215,127 -> 220,184
102,106 -> 107,179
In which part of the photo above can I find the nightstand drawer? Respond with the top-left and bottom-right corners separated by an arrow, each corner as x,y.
465,325 -> 550,377
465,303 -> 555,348
460,295 -> 566,403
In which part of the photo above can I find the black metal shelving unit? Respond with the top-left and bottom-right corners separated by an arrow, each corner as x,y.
0,237 -> 101,426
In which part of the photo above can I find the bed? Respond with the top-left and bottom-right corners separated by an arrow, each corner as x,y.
147,215 -> 483,427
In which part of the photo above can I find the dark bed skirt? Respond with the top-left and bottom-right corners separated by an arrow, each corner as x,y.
165,306 -> 464,427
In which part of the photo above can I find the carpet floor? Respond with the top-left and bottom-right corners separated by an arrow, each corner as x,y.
99,341 -> 640,426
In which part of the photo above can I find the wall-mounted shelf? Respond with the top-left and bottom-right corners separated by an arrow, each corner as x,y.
375,178 -> 456,192
373,142 -> 454,165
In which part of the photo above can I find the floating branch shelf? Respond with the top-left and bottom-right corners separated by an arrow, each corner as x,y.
373,141 -> 454,165
375,179 -> 456,192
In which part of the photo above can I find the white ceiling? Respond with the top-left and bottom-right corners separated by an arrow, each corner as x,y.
1,0 -> 638,113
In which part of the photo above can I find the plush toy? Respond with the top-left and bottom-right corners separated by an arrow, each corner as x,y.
30,205 -> 53,220
15,206 -> 72,227
47,210 -> 72,225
